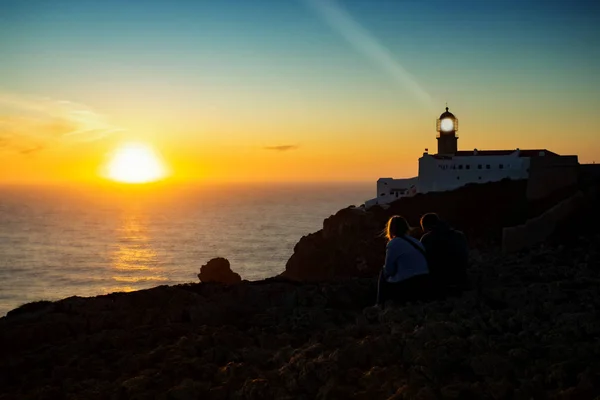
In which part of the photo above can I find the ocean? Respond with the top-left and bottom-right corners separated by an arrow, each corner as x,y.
0,182 -> 372,316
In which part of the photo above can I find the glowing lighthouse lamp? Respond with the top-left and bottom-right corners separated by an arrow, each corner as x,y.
440,117 -> 454,132
436,107 -> 459,155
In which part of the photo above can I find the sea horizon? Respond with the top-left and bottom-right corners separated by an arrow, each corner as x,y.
0,181 -> 373,316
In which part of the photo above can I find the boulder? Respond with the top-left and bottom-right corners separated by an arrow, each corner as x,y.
198,258 -> 241,284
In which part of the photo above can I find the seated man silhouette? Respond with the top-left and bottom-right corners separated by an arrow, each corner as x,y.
420,213 -> 469,298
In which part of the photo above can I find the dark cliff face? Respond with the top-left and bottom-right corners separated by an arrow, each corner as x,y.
2,179 -> 599,400
282,179 -> 531,282
282,207 -> 389,282
2,233 -> 600,400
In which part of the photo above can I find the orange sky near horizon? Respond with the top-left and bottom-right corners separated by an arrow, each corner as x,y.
1,99 -> 598,185
1,1 -> 599,185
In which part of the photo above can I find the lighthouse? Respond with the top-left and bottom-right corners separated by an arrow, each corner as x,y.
436,107 -> 458,155
363,106 -> 578,208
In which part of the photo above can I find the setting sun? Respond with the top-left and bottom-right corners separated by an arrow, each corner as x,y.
104,143 -> 167,184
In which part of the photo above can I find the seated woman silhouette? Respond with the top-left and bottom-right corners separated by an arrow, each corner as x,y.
376,215 -> 430,306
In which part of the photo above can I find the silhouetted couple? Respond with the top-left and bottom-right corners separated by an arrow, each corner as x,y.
376,213 -> 469,306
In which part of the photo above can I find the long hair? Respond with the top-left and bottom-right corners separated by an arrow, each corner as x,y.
385,215 -> 410,242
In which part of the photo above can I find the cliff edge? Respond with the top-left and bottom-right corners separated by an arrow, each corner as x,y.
282,179 -> 532,281
2,175 -> 599,399
1,231 -> 599,399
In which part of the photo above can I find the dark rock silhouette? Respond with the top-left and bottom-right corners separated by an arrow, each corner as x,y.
198,257 -> 242,284
1,174 -> 598,399
1,233 -> 600,399
281,178 -> 585,282
282,180 -> 527,281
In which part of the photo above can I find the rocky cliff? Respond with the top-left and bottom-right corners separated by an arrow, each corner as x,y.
2,177 -> 599,399
282,180 -> 532,281
281,175 -> 591,282
1,231 -> 600,399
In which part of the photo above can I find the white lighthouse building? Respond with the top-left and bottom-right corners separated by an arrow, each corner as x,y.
365,107 -> 575,208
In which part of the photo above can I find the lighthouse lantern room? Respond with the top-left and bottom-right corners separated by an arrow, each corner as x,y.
436,107 -> 458,155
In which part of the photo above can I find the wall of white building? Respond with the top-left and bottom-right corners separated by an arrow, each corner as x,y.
365,177 -> 418,207
417,152 -> 530,194
363,151 -> 550,208
377,177 -> 418,197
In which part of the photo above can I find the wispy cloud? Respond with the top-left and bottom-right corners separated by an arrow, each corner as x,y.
0,93 -> 124,155
18,144 -> 46,155
304,0 -> 434,109
263,144 -> 300,152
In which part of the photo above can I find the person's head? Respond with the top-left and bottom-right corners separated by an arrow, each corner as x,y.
420,213 -> 440,233
385,215 -> 410,241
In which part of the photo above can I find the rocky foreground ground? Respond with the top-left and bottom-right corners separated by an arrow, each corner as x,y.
1,229 -> 600,399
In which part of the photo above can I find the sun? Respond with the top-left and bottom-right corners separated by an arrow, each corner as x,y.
104,142 -> 167,184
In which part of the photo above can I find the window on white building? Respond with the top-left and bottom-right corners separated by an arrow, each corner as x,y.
499,164 -> 504,169
466,165 -> 470,170
486,164 -> 491,169
458,165 -> 463,170
478,164 -> 482,169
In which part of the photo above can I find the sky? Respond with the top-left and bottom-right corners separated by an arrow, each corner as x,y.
1,0 -> 599,184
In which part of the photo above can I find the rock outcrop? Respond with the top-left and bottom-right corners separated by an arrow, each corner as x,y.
1,175 -> 599,399
283,206 -> 387,282
198,257 -> 242,284
282,179 -> 533,281
1,233 -> 600,399
281,175 -> 596,282
502,191 -> 587,253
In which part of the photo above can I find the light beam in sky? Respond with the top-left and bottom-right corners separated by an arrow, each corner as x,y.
304,0 -> 434,110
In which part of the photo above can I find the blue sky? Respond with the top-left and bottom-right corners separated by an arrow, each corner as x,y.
3,0 -> 598,98
1,0 -> 599,182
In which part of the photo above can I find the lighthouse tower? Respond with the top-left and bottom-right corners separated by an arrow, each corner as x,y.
436,107 -> 458,155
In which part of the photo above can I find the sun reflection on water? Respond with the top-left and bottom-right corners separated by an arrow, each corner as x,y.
107,212 -> 168,293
